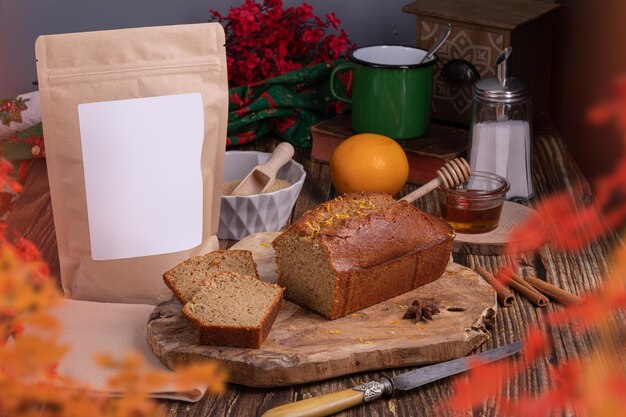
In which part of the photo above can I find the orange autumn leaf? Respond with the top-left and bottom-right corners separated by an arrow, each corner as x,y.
546,286 -> 626,332
19,310 -> 62,331
606,375 -> 626,401
93,352 -> 117,368
508,353 -> 626,417
112,396 -> 159,417
93,351 -> 144,370
510,389 -> 579,417
14,236 -> 50,282
173,361 -> 227,394
0,334 -> 68,378
548,360 -> 583,397
521,327 -> 550,365
0,159 -> 21,193
505,192 -> 608,255
142,371 -> 171,389
94,350 -> 226,395
587,75 -> 626,128
586,75 -> 626,236
14,235 -> 44,264
0,275 -> 61,315
448,358 -> 518,410
495,265 -> 515,285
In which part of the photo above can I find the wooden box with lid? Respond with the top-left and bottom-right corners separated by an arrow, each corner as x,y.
403,0 -> 559,125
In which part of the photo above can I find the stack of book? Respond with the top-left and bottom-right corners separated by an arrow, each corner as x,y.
310,114 -> 469,185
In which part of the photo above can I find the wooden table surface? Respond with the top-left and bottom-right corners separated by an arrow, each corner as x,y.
6,120 -> 623,416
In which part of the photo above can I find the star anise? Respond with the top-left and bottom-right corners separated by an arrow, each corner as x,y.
402,298 -> 440,323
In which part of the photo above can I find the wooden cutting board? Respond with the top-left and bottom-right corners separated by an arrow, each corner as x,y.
148,234 -> 496,387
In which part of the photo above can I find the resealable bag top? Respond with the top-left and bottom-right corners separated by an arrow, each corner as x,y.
36,23 -> 228,304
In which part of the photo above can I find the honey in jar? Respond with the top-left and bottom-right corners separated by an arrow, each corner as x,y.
436,171 -> 509,234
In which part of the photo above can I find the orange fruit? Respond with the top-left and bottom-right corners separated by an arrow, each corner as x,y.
330,133 -> 409,195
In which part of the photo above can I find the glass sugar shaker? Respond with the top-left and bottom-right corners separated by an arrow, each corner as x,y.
467,47 -> 533,200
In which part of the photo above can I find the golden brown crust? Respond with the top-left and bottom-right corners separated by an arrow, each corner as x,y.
274,192 -> 454,320
162,275 -> 186,304
275,193 -> 453,269
328,239 -> 452,319
277,192 -> 395,240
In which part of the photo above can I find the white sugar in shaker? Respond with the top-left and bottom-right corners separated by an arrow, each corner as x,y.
468,47 -> 533,200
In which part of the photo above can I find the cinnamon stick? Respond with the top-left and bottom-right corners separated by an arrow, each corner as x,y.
505,269 -> 550,307
475,266 -> 514,307
523,275 -> 582,306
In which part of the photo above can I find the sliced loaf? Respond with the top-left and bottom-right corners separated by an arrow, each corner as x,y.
272,192 -> 454,319
163,250 -> 259,304
182,271 -> 283,348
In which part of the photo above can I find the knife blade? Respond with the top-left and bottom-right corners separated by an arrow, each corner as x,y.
392,340 -> 522,391
261,341 -> 523,417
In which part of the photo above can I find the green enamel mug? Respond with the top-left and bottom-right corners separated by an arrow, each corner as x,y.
330,45 -> 437,139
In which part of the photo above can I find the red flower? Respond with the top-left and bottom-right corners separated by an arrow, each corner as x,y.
326,12 -> 341,29
302,28 -> 323,43
265,4 -> 283,21
246,53 -> 261,69
331,31 -> 348,53
211,0 -> 353,86
296,3 -> 313,19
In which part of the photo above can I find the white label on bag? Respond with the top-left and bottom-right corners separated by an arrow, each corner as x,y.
78,93 -> 204,261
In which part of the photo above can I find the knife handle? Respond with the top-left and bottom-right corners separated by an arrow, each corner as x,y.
261,379 -> 393,417
261,389 -> 365,417
260,389 -> 365,417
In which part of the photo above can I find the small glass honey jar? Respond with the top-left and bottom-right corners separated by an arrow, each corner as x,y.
436,171 -> 509,234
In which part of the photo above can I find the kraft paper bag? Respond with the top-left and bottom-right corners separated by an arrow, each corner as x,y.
35,23 -> 228,304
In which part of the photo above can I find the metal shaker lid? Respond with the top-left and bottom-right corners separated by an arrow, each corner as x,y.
474,47 -> 530,103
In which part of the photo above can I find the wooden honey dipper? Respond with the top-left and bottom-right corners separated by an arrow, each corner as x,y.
400,158 -> 471,203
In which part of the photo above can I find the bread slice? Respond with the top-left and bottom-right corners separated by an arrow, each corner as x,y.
182,272 -> 283,348
163,250 -> 259,304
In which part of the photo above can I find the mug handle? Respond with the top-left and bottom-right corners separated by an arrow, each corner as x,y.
329,62 -> 353,103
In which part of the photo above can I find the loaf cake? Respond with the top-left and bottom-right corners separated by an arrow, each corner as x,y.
272,192 -> 454,319
163,250 -> 259,304
182,271 -> 283,348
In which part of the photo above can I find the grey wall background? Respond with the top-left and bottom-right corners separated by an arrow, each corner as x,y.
0,0 -> 416,97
